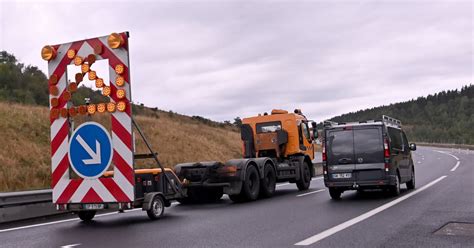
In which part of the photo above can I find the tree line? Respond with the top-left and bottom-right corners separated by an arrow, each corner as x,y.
329,85 -> 474,144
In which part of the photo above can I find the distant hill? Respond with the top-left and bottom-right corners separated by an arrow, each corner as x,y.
329,85 -> 474,144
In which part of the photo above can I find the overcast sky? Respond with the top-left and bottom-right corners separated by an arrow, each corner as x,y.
0,0 -> 472,122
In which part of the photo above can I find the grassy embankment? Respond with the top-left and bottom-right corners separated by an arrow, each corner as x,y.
0,102 -> 241,192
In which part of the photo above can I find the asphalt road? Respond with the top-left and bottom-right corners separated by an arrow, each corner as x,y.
0,146 -> 473,248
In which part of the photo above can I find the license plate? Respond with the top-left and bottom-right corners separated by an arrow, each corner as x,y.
84,204 -> 104,210
332,173 -> 352,179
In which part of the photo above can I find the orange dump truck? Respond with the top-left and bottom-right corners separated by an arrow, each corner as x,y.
175,109 -> 318,203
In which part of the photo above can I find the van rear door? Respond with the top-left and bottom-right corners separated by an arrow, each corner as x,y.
353,126 -> 385,172
326,128 -> 355,173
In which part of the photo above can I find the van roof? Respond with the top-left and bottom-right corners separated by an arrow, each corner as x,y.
323,120 -> 401,130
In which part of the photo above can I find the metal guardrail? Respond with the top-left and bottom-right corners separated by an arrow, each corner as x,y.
0,189 -> 59,223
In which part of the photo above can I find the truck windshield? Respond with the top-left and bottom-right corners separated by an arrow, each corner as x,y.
256,121 -> 282,133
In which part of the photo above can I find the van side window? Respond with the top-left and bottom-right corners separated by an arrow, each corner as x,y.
401,131 -> 410,152
387,127 -> 402,150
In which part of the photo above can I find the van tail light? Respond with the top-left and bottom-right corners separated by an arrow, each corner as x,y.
384,138 -> 390,172
322,145 -> 327,162
384,138 -> 390,158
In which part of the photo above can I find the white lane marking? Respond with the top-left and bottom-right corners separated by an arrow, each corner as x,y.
417,161 -> 421,164
295,175 -> 447,246
450,161 -> 461,172
434,150 -> 460,172
61,244 -> 81,248
297,189 -> 326,197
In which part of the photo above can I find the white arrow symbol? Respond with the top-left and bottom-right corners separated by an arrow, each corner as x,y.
76,135 -> 101,165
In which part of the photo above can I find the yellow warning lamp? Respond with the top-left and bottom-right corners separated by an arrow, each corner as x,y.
87,54 -> 96,65
68,107 -> 77,117
115,64 -> 124,75
74,56 -> 83,66
87,104 -> 96,115
107,102 -> 116,113
116,89 -> 126,99
75,73 -> 83,84
117,101 -> 126,112
88,70 -> 97,80
102,86 -> 111,96
68,83 -> 78,93
62,91 -> 71,102
60,108 -> 68,118
50,108 -> 60,120
81,64 -> 90,73
50,98 -> 59,108
97,103 -> 106,113
95,78 -> 105,88
108,33 -> 124,49
78,105 -> 87,115
41,45 -> 57,61
49,85 -> 59,96
49,74 -> 58,85
67,49 -> 76,59
115,76 -> 125,87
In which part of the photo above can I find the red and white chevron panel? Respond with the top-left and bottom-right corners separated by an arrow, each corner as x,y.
49,32 -> 134,204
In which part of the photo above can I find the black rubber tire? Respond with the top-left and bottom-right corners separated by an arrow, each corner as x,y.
296,162 -> 311,191
406,169 -> 415,190
241,166 -> 260,201
147,195 -> 165,220
229,193 -> 246,203
78,210 -> 96,222
329,188 -> 342,200
389,174 -> 401,196
259,164 -> 276,198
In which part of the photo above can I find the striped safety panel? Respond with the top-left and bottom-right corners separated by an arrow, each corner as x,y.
46,32 -> 134,204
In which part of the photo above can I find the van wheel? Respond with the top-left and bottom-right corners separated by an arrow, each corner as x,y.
78,210 -> 96,222
406,169 -> 415,190
296,162 -> 311,191
389,175 -> 401,196
147,195 -> 165,220
260,164 -> 276,198
329,188 -> 342,200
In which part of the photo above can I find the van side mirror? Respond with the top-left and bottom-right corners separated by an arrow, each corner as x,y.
409,143 -> 417,151
311,121 -> 318,139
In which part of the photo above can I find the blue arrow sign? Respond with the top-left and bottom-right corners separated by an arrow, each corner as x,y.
69,122 -> 113,179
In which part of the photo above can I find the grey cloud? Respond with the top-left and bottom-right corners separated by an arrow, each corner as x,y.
0,0 -> 472,122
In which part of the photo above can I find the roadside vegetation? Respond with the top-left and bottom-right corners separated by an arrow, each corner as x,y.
329,85 -> 474,145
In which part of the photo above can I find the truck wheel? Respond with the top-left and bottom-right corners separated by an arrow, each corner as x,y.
329,188 -> 342,200
260,164 -> 276,198
78,210 -> 96,222
147,195 -> 165,220
406,169 -> 415,190
242,166 -> 260,201
296,162 -> 311,191
229,194 -> 246,203
389,175 -> 401,196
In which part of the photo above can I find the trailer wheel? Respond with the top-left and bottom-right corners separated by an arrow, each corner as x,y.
296,162 -> 311,191
147,195 -> 165,220
260,164 -> 276,198
78,210 -> 96,222
242,165 -> 260,201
